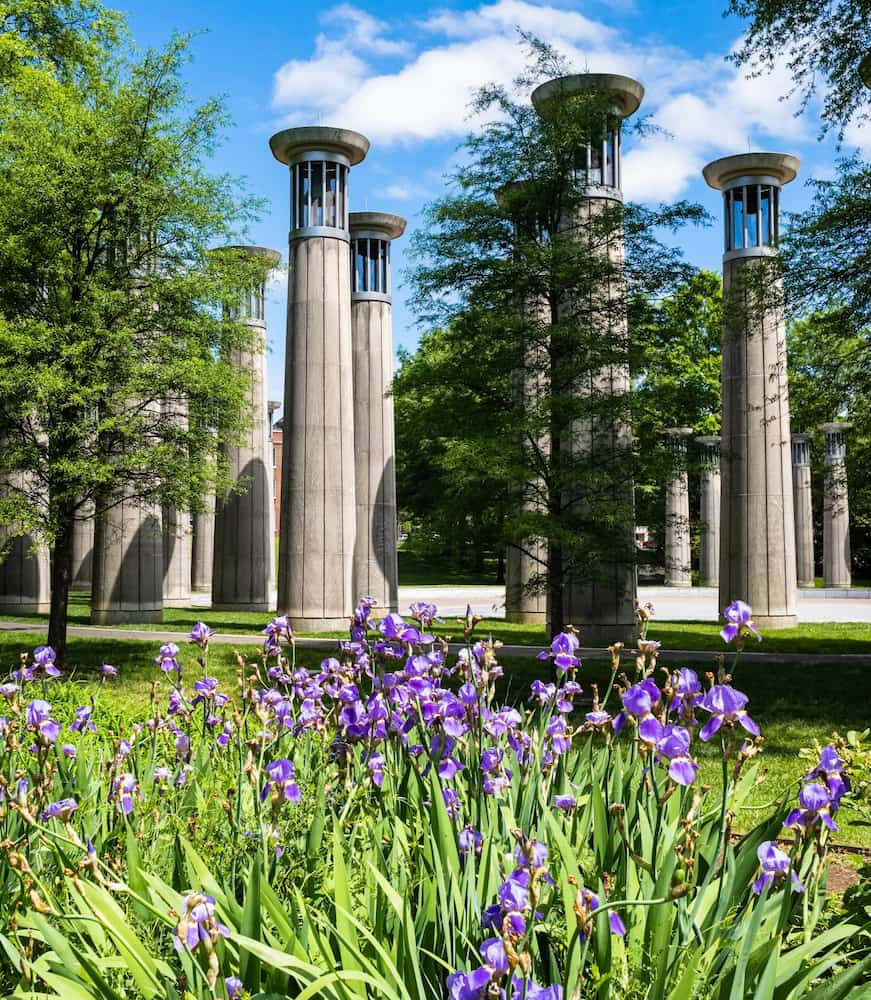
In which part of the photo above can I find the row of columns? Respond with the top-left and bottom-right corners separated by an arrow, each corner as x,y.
662,424 -> 852,590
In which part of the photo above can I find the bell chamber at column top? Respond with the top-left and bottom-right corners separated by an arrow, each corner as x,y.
349,211 -> 406,303
268,127 -> 370,242
702,152 -> 799,260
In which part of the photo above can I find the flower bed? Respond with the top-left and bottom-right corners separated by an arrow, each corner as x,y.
0,600 -> 868,999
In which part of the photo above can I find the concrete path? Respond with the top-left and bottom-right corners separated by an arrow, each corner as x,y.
186,584 -> 871,623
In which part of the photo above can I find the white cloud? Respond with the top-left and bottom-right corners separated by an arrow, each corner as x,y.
271,1 -> 831,202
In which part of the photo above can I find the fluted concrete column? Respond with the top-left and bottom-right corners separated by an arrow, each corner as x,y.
212,246 -> 280,612
161,398 -> 191,608
703,152 -> 799,627
71,502 -> 94,591
91,492 -> 163,624
819,422 -> 851,587
349,213 -> 403,614
532,73 -> 641,644
270,127 -> 368,630
791,434 -> 814,587
191,500 -> 214,592
663,428 -> 693,587
0,467 -> 50,613
696,436 -> 721,588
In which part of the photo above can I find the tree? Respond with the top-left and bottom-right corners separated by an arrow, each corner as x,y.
405,41 -> 705,631
630,269 -> 722,557
727,0 -> 871,138
0,16 -> 266,664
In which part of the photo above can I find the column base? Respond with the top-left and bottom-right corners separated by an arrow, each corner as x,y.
797,578 -> 815,589
698,577 -> 718,588
753,614 -> 798,630
664,577 -> 693,588
163,597 -> 192,609
91,609 -> 163,625
0,602 -> 50,614
211,602 -> 273,614
70,582 -> 91,592
823,577 -> 851,589
552,622 -> 639,648
505,611 -> 547,625
286,615 -> 350,633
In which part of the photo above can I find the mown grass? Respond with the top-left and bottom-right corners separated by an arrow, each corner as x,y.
1,629 -> 868,846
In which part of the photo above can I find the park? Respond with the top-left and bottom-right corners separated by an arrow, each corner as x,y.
0,0 -> 868,997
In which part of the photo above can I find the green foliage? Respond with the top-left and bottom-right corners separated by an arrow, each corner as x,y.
0,6 -> 267,657
0,619 -> 867,998
727,0 -> 871,138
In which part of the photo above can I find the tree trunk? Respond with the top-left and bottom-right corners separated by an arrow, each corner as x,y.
47,507 -> 75,668
496,551 -> 505,584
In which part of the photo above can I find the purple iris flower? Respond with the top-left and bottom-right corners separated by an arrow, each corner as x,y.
446,967 -> 492,1000
156,643 -> 181,673
458,825 -> 483,858
698,685 -> 759,741
480,937 -> 508,976
536,631 -> 581,672
720,600 -> 762,644
0,682 -> 19,700
261,759 -> 301,805
442,787 -> 461,819
70,706 -> 97,733
639,720 -> 699,786
553,794 -> 577,811
192,677 -> 227,708
514,840 -> 549,871
189,622 -> 213,648
498,868 -> 530,911
584,710 -> 612,728
511,981 -> 563,1000
805,745 -> 850,807
367,753 -> 385,788
669,668 -> 701,717
27,646 -> 61,681
613,679 -> 660,733
784,782 -> 839,832
173,893 -> 230,952
111,773 -> 139,816
225,976 -> 243,1000
41,798 -> 78,821
753,841 -> 804,894
100,663 -> 117,678
25,699 -> 51,726
61,743 -> 77,758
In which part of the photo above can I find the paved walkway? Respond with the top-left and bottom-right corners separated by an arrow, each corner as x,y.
190,585 -> 871,623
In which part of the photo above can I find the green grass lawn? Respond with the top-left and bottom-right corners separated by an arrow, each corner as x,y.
397,549 -> 499,587
0,629 -> 868,846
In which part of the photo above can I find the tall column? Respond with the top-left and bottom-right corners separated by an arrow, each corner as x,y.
212,246 -> 280,612
791,434 -> 815,587
703,153 -> 799,627
349,213 -> 403,614
91,492 -> 163,624
270,127 -> 368,630
0,468 -> 50,614
819,422 -> 851,588
696,436 -> 721,588
162,398 -> 191,609
191,501 -> 214,592
663,428 -> 693,587
531,73 -> 642,644
71,502 -> 94,591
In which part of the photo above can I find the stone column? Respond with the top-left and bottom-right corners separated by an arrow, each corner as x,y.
270,127 -> 368,630
531,73 -> 642,644
212,246 -> 280,612
161,398 -> 191,609
191,501 -> 214,592
696,436 -> 721,588
349,213 -> 403,614
91,492 -> 163,624
819,422 -> 851,588
0,468 -> 50,614
703,153 -> 799,627
791,434 -> 815,587
71,502 -> 94,591
663,428 -> 693,587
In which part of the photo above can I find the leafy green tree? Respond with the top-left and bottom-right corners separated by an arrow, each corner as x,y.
0,17 -> 266,663
404,42 -> 705,629
787,312 -> 871,576
727,0 -> 871,138
630,269 -> 722,560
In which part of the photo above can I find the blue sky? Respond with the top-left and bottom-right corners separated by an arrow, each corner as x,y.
121,0 -> 868,412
